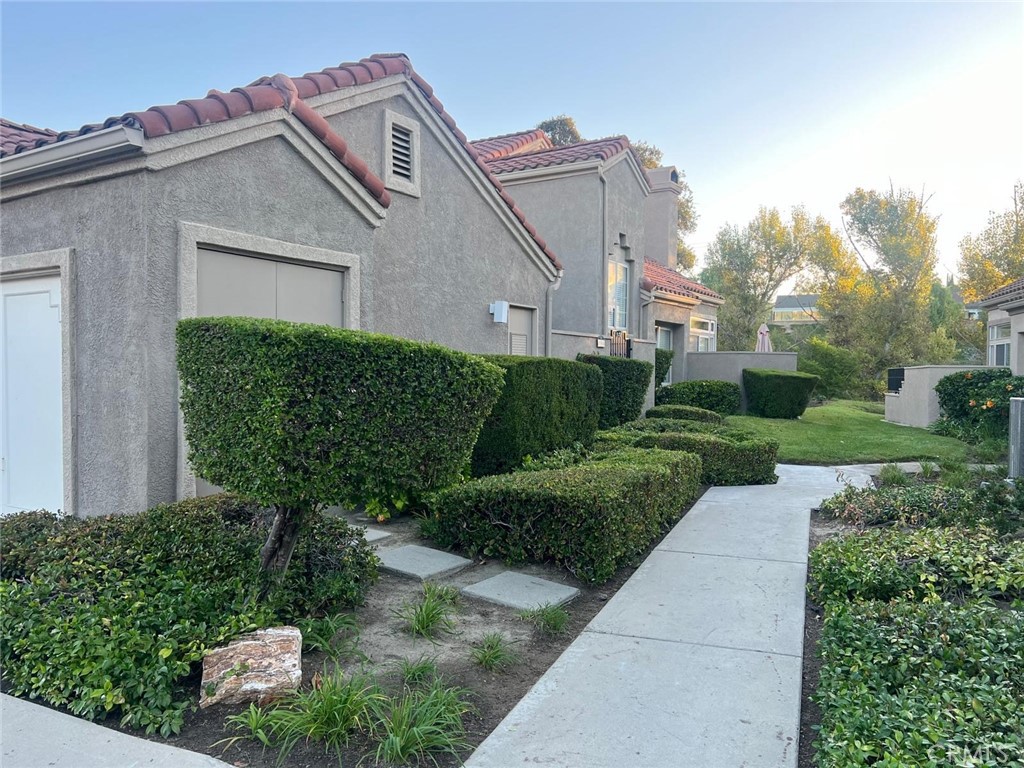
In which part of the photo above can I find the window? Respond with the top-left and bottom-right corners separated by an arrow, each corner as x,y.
383,110 -> 421,197
989,323 -> 1011,366
689,315 -> 716,352
608,262 -> 629,331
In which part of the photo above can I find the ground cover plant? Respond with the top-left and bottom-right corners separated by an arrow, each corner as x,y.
576,354 -> 653,428
728,399 -> 971,464
655,379 -> 741,415
470,633 -> 519,672
742,368 -> 819,419
471,356 -> 602,476
424,448 -> 701,582
818,484 -> 977,528
0,496 -> 378,736
177,317 -> 504,572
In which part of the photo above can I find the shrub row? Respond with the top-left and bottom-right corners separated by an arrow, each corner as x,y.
815,600 -> 1024,767
0,496 -> 379,735
817,485 -> 977,529
655,379 -> 741,415
644,404 -> 723,424
471,356 -> 602,476
576,354 -> 653,428
424,448 -> 702,583
808,526 -> 1024,605
742,368 -> 819,419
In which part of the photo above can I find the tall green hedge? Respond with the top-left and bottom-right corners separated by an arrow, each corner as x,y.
654,348 -> 674,385
177,317 -> 504,572
655,379 -> 741,415
425,449 -> 701,583
743,368 -> 819,419
629,431 -> 778,486
471,356 -> 603,476
576,354 -> 654,428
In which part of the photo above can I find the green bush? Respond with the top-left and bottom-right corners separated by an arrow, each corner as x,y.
424,448 -> 701,582
471,356 -> 602,476
629,432 -> 778,486
815,600 -> 1024,767
576,354 -> 653,428
742,368 -> 819,419
644,405 -> 723,424
808,526 -> 1024,605
610,418 -> 756,443
796,337 -> 861,400
817,485 -> 978,529
655,379 -> 741,415
177,317 -> 504,572
654,348 -> 674,385
0,496 -> 378,736
935,367 -> 1011,422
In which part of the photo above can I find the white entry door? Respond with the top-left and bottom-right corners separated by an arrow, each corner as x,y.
1,275 -> 64,515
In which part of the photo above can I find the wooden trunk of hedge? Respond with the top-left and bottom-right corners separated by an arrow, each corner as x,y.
576,354 -> 654,428
426,449 -> 701,583
470,356 -> 602,477
742,368 -> 819,419
176,318 -> 504,575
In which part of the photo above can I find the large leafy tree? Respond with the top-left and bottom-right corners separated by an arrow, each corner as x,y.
958,181 -> 1024,302
536,115 -> 582,147
701,207 -> 837,350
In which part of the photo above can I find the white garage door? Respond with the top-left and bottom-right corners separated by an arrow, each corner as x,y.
1,275 -> 63,515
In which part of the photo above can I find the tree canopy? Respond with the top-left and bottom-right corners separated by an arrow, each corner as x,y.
536,115 -> 582,147
958,181 -> 1024,302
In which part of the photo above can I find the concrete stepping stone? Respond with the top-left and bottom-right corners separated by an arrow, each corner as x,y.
462,571 -> 579,610
378,544 -> 471,581
356,526 -> 391,543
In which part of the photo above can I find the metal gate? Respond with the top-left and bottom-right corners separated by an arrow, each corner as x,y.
609,330 -> 633,359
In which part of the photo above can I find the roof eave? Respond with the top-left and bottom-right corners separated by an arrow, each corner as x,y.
0,124 -> 145,184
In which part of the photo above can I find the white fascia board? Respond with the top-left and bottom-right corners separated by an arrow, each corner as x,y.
0,125 -> 144,183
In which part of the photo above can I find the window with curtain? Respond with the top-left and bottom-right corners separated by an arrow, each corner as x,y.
607,262 -> 629,331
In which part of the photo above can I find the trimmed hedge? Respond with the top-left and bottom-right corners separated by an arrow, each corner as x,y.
471,356 -> 602,477
424,448 -> 702,583
655,379 -> 741,415
0,496 -> 378,735
576,354 -> 653,428
610,418 -> 755,442
629,431 -> 779,486
645,404 -> 723,424
742,368 -> 819,419
654,348 -> 674,385
935,367 -> 1011,422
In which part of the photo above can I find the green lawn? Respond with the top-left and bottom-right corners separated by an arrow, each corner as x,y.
726,399 -> 971,465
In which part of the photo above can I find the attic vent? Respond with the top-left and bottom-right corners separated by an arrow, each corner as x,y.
391,124 -> 413,181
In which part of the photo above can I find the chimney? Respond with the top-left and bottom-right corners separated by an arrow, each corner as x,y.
644,166 -> 683,269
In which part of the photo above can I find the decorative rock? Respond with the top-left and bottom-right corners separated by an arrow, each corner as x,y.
199,626 -> 302,708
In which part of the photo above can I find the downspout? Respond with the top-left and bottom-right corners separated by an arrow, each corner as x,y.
544,269 -> 564,356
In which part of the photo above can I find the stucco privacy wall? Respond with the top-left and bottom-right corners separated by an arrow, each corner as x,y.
884,365 -> 993,429
499,172 -> 601,334
2,136 -> 379,517
685,352 -> 797,412
322,93 -> 552,351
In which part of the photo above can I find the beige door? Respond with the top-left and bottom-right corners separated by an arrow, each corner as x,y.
508,306 -> 535,356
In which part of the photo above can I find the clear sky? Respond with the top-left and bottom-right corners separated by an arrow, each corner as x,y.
3,1 -> 1021,279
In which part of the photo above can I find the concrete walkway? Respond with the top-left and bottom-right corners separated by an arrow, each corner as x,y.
467,464 -> 870,768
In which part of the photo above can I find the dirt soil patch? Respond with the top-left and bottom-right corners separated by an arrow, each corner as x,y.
95,497 -> 702,767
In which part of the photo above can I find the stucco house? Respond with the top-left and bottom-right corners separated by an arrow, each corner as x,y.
0,53 -> 562,518
977,277 -> 1024,371
471,132 -> 721,386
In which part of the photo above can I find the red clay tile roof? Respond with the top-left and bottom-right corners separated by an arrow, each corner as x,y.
980,276 -> 1024,306
481,136 -> 646,179
642,258 -> 723,302
470,129 -> 553,161
0,54 -> 562,271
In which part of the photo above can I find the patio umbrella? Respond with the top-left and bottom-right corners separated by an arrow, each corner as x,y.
755,323 -> 773,352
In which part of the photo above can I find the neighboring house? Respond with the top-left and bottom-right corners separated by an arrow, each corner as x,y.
0,53 -> 562,518
977,277 -> 1024,371
770,294 -> 819,330
470,132 -> 720,387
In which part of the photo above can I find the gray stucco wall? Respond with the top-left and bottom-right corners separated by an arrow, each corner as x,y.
324,95 -> 553,354
602,159 -> 648,340
644,184 -> 678,268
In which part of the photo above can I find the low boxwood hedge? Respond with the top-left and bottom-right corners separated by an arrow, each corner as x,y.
629,431 -> 778,486
0,496 -> 378,735
576,354 -> 653,428
655,379 -> 741,415
424,448 -> 701,583
742,368 -> 819,419
644,405 -> 723,424
471,356 -> 602,476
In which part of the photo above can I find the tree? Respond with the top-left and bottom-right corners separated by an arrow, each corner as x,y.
700,207 -> 837,350
631,140 -> 663,169
958,181 -> 1024,302
536,115 -> 582,147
